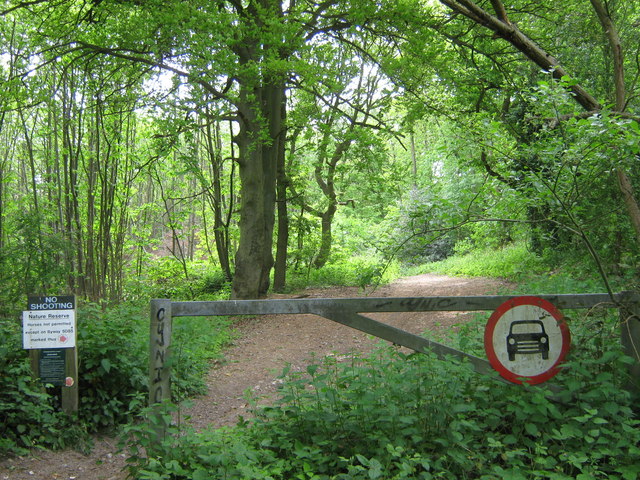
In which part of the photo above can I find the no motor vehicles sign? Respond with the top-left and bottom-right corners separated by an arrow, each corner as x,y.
484,296 -> 571,385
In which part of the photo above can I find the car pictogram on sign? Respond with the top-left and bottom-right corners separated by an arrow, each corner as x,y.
485,296 -> 571,385
506,320 -> 549,361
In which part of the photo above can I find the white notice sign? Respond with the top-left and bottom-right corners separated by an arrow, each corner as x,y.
22,310 -> 76,349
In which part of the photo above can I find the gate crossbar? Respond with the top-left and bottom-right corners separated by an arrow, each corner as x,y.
170,293 -> 624,317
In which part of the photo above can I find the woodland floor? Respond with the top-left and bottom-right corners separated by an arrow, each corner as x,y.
0,273 -> 512,480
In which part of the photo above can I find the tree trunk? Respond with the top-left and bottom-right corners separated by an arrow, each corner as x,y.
273,100 -> 289,292
205,118 -> 233,280
85,99 -> 98,301
232,135 -> 271,298
0,147 -> 4,250
589,0 -> 640,245
232,80 -> 285,298
313,204 -> 337,269
617,170 -> 640,245
230,0 -> 287,299
439,0 -> 601,111
410,131 -> 418,188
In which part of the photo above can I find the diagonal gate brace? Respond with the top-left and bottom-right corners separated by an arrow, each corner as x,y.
319,307 -> 496,376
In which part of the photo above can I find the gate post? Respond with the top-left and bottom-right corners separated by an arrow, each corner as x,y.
620,292 -> 640,396
149,299 -> 172,406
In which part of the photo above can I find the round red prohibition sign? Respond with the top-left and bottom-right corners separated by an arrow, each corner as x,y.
484,296 -> 570,385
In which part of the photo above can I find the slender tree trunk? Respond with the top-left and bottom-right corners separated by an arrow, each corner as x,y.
85,99 -> 98,301
617,170 -> 640,245
589,0 -> 640,245
295,204 -> 305,270
273,96 -> 289,292
205,117 -> 232,280
589,0 -> 625,111
18,109 -> 48,289
0,153 -> 4,250
19,110 -> 41,220
410,131 -> 418,188
110,108 -> 137,302
61,68 -> 87,296
314,204 -> 337,269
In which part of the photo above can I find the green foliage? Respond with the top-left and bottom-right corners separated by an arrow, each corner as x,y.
77,303 -> 150,431
78,301 -> 235,430
126,341 -> 640,479
412,242 -> 545,281
125,259 -> 232,301
0,212 -> 70,316
121,401 -> 292,480
490,81 -> 640,273
286,255 -> 400,291
2,0 -> 640,467
381,186 -> 469,266
123,263 -> 640,479
171,314 -> 237,400
0,300 -> 235,457
512,271 -> 615,296
0,318 -> 89,457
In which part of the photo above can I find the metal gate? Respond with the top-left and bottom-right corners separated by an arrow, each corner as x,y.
149,292 -> 640,405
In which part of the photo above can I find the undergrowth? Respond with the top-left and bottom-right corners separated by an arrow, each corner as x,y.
0,300 -> 235,457
3,250 -> 638,472
285,255 -> 400,292
124,342 -> 640,479
0,322 -> 88,456
409,242 -> 545,280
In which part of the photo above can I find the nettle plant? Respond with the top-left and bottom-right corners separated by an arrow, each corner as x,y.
0,318 -> 89,457
126,342 -> 640,480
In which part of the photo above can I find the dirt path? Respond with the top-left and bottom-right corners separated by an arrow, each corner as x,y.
0,274 -> 511,480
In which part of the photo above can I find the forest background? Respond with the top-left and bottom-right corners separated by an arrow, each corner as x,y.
1,0 -> 639,305
1,0 -> 640,477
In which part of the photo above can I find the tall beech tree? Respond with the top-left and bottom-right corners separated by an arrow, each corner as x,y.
25,0 -> 387,298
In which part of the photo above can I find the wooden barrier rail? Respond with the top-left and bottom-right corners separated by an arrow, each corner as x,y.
150,292 -> 640,406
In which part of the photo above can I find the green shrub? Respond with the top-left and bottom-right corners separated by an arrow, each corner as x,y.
125,259 -> 231,301
170,315 -> 237,400
1,299 -> 235,457
126,341 -> 640,479
123,260 -> 640,479
0,318 -> 88,456
511,270 -> 615,295
77,303 -> 149,431
78,302 -> 236,429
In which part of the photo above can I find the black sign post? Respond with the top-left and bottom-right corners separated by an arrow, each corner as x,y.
25,295 -> 78,414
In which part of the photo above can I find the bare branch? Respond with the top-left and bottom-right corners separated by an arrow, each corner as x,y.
489,0 -> 510,24
1,0 -> 50,15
